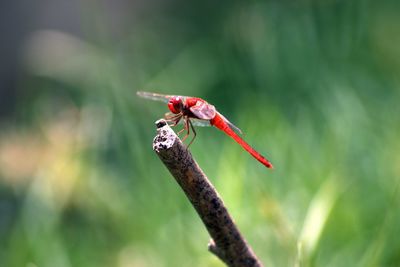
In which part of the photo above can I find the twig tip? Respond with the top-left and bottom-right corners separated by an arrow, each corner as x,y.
153,119 -> 177,152
155,119 -> 167,128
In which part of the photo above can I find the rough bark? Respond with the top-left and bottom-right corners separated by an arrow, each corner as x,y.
153,119 -> 263,267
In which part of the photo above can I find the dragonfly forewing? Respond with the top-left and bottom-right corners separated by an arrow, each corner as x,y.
137,91 -> 173,103
137,91 -> 191,103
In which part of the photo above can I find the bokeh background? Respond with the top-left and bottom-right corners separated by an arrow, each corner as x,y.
1,0 -> 400,266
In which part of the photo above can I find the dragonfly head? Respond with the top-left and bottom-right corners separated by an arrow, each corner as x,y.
168,96 -> 184,114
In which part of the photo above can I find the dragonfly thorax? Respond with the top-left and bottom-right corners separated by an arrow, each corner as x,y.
168,96 -> 184,114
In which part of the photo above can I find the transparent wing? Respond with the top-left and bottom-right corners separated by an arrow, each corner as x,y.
136,91 -> 191,103
191,119 -> 211,127
136,91 -> 173,103
217,112 -> 242,135
189,101 -> 216,120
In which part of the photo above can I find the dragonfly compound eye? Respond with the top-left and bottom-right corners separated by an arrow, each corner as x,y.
168,97 -> 182,114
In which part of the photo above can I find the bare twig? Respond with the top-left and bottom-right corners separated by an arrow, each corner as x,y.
153,119 -> 264,267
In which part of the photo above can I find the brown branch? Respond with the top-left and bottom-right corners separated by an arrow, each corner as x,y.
153,119 -> 264,267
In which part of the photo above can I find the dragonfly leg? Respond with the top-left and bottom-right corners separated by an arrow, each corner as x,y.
170,116 -> 182,127
165,112 -> 181,120
165,113 -> 183,127
177,116 -> 188,135
181,118 -> 190,143
186,119 -> 196,148
177,127 -> 186,136
165,114 -> 182,128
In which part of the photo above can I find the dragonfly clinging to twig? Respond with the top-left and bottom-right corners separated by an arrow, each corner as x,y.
137,91 -> 273,169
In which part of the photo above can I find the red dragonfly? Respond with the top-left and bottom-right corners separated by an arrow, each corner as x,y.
137,91 -> 273,169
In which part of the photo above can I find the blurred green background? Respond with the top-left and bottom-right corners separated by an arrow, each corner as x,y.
1,0 -> 400,266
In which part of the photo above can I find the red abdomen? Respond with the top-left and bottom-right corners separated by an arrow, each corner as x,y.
210,114 -> 273,169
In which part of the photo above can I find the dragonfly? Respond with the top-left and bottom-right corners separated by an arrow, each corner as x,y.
137,91 -> 273,169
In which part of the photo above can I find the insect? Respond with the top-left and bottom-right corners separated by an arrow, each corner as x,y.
137,91 -> 273,169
